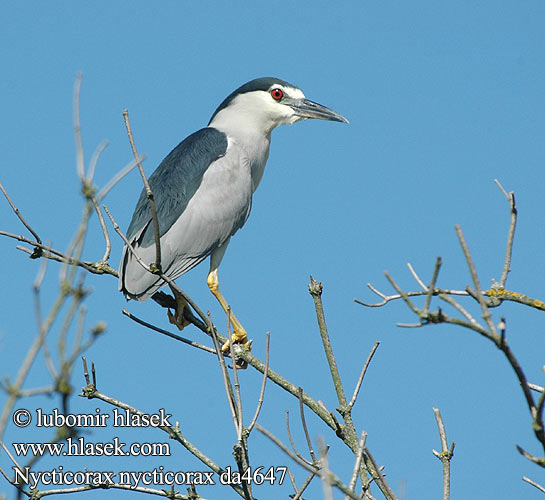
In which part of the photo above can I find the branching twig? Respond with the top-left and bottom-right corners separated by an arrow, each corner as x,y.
455,225 -> 498,338
255,424 -> 362,500
80,358 -> 247,498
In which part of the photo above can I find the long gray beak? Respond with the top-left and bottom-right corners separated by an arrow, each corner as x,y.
285,97 -> 349,123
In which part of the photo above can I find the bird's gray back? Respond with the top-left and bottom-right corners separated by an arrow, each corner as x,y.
126,127 -> 228,247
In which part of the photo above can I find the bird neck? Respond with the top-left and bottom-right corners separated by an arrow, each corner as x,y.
209,120 -> 271,193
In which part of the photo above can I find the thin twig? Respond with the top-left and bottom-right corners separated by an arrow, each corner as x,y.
455,225 -> 498,337
424,257 -> 442,315
384,271 -> 420,316
432,408 -> 454,500
255,424 -> 362,500
298,387 -> 317,463
285,411 -> 310,465
86,140 -> 108,183
345,431 -> 367,500
0,182 -> 42,246
319,437 -> 334,500
208,313 -> 239,435
122,109 -> 162,271
438,293 -> 484,330
529,382 -> 545,394
494,179 -> 517,288
227,308 -> 244,442
103,204 -> 208,328
407,263 -> 427,290
362,445 -> 398,500
291,471 -> 317,500
523,476 -> 545,494
247,332 -> 270,432
308,276 -> 348,410
0,287 -> 69,440
89,195 -> 111,264
79,363 -> 246,498
122,309 -> 216,354
348,342 -> 380,411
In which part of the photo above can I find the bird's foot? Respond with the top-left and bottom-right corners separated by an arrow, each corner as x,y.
167,308 -> 191,330
222,327 -> 250,369
167,293 -> 190,331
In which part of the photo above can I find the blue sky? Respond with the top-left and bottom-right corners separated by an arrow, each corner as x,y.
1,2 -> 545,499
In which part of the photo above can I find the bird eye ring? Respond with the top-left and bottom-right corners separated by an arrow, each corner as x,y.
271,88 -> 284,101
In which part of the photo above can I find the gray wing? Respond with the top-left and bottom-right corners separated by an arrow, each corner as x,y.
126,127 -> 228,246
119,127 -> 253,301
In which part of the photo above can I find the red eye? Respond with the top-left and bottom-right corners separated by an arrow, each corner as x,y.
271,88 -> 284,101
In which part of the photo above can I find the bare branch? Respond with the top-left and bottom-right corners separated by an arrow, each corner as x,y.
345,431 -> 367,500
516,445 -> 545,467
348,342 -> 380,411
255,424 -> 362,500
0,285 -> 70,440
309,276 -> 348,411
79,361 -> 247,498
523,476 -> 545,494
247,331 -> 270,432
285,410 -> 311,466
529,382 -> 545,394
0,182 -> 42,249
494,179 -> 517,288
432,408 -> 455,500
208,314 -> 240,436
455,225 -> 498,337
89,194 -> 111,264
122,309 -> 215,355
86,140 -> 108,183
361,445 -> 398,500
227,308 -> 244,442
103,204 -> 209,328
298,387 -> 317,463
291,471 -> 317,500
424,257 -> 442,315
407,262 -> 427,290
122,109 -> 162,271
384,271 -> 420,316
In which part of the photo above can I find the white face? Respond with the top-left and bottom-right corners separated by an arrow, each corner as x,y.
210,84 -> 307,133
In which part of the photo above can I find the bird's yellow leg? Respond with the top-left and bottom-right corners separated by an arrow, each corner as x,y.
206,269 -> 248,350
167,284 -> 190,331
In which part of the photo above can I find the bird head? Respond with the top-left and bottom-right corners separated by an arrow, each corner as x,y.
209,77 -> 348,134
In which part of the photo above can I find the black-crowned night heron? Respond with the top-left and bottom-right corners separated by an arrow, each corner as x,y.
119,77 -> 348,350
